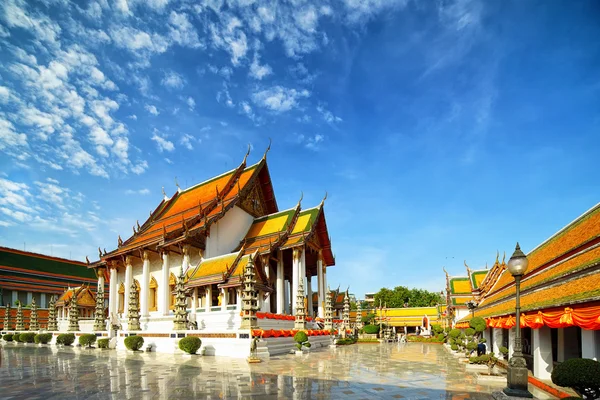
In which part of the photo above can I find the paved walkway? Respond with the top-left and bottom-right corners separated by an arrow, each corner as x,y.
0,342 -> 555,399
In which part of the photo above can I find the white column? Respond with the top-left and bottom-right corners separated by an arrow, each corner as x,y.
307,275 -> 313,317
109,267 -> 117,317
98,271 -> 105,292
317,252 -> 324,318
221,288 -> 228,311
236,288 -> 242,310
26,292 -> 33,305
263,257 -> 271,312
284,280 -> 290,314
557,328 -> 566,362
533,326 -> 553,380
160,251 -> 170,315
493,328 -> 503,356
124,256 -> 133,316
205,285 -> 212,312
11,290 -> 17,305
140,251 -> 150,317
40,293 -> 46,308
582,329 -> 600,361
508,327 -> 516,359
276,255 -> 284,314
192,288 -> 198,312
300,247 -> 307,293
292,248 -> 299,315
323,268 -> 328,306
182,245 -> 190,273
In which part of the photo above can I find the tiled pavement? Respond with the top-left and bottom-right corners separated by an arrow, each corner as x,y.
0,342 -> 556,399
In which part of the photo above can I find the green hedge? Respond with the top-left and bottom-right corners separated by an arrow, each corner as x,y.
465,328 -> 475,337
179,337 -> 202,354
337,337 -> 357,345
98,338 -> 110,349
469,317 -> 487,333
3,333 -> 14,342
19,332 -> 36,343
34,333 -> 53,344
124,335 -> 144,351
450,343 -> 458,351
13,332 -> 22,342
362,325 -> 380,334
448,329 -> 461,339
407,336 -> 444,343
551,358 -> 600,399
57,333 -> 75,346
79,334 -> 97,348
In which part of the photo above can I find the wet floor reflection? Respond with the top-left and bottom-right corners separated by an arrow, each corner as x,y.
0,342 -> 554,399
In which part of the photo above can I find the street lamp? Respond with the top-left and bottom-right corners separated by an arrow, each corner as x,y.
503,242 -> 533,398
466,299 -> 478,318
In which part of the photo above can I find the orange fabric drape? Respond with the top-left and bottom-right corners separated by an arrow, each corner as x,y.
484,304 -> 600,331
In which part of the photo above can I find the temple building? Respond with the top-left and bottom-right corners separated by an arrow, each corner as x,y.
55,286 -> 98,327
446,202 -> 600,380
0,246 -> 103,329
90,149 -> 336,355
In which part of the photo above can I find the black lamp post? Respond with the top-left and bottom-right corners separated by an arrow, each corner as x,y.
503,243 -> 533,398
466,299 -> 478,318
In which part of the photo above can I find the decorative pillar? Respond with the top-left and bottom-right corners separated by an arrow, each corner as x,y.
173,267 -> 188,330
356,301 -> 363,330
140,251 -> 150,317
276,254 -> 284,314
493,328 -> 503,356
160,251 -> 170,315
40,293 -> 47,308
93,286 -> 106,331
3,304 -> 11,330
317,251 -> 324,318
323,267 -> 327,311
324,287 -> 333,331
300,247 -> 307,292
15,301 -> 24,330
294,274 -> 306,330
127,282 -> 141,331
192,288 -> 198,311
26,292 -> 33,305
68,297 -> 80,332
124,256 -> 133,316
306,276 -> 313,317
236,288 -> 242,310
29,298 -> 39,331
342,290 -> 350,332
47,296 -> 57,331
97,269 -> 105,291
533,326 -> 553,380
240,255 -> 259,329
292,248 -> 299,315
284,280 -> 290,314
508,327 -> 516,359
263,258 -> 271,312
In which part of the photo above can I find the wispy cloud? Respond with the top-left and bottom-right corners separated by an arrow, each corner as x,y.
252,86 -> 310,113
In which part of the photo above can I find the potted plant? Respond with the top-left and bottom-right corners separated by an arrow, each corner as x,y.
551,358 -> 600,399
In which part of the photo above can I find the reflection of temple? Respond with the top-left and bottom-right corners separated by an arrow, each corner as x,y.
90,149 -> 336,355
446,203 -> 600,380
55,286 -> 98,322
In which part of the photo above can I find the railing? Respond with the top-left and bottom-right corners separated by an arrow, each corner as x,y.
227,305 -> 237,311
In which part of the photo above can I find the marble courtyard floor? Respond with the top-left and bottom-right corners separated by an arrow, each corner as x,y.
0,342 -> 555,400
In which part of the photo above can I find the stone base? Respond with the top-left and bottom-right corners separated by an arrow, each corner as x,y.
492,389 -> 533,399
247,356 -> 261,363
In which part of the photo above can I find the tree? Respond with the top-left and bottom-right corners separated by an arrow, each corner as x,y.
350,301 -> 357,311
373,286 -> 443,309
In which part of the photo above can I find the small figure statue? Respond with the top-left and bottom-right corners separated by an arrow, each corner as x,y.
247,336 -> 261,363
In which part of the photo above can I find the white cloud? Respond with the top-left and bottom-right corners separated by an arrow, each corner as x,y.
128,114 -> 138,120
252,86 -> 310,112
317,105 -> 343,124
187,97 -> 195,111
151,130 -> 174,152
161,70 -> 185,89
168,11 -> 202,48
217,83 -> 235,108
0,86 -> 10,103
0,117 -> 28,150
249,53 -> 273,80
179,134 -> 197,150
145,104 -> 159,115
296,133 -> 324,150
131,160 -> 148,175
125,188 -> 150,195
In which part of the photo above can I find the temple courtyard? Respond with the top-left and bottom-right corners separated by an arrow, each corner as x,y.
0,343 -> 555,399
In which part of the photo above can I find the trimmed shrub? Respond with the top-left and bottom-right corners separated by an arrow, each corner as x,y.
431,324 -> 443,335
3,333 -> 14,342
79,334 -> 97,348
469,317 -> 487,334
465,328 -> 475,337
124,335 -> 144,351
466,341 -> 478,351
34,333 -> 53,344
294,331 -> 310,350
437,333 -> 445,342
98,338 -> 110,349
57,333 -> 75,346
499,346 -> 508,358
444,327 -> 451,334
337,337 -> 357,345
362,325 -> 380,334
479,338 -> 487,343
450,343 -> 458,351
179,337 -> 202,354
551,358 -> 600,399
20,332 -> 36,343
448,329 -> 461,339
13,333 -> 22,342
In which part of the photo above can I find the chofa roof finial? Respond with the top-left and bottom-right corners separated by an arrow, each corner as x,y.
162,186 -> 168,200
297,191 -> 303,207
320,191 -> 328,206
262,137 -> 272,160
118,235 -> 123,247
243,144 -> 251,164
175,177 -> 181,192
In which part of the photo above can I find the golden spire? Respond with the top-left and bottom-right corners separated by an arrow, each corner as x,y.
243,144 -> 251,164
262,137 -> 272,160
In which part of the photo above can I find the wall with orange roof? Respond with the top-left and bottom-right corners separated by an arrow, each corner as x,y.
205,206 -> 255,258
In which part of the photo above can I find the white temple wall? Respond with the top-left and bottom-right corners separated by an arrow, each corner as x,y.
205,206 -> 254,258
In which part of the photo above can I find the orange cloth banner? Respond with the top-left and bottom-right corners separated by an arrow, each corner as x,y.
483,305 -> 600,331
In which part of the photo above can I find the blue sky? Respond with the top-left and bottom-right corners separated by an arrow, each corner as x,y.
0,0 -> 599,298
